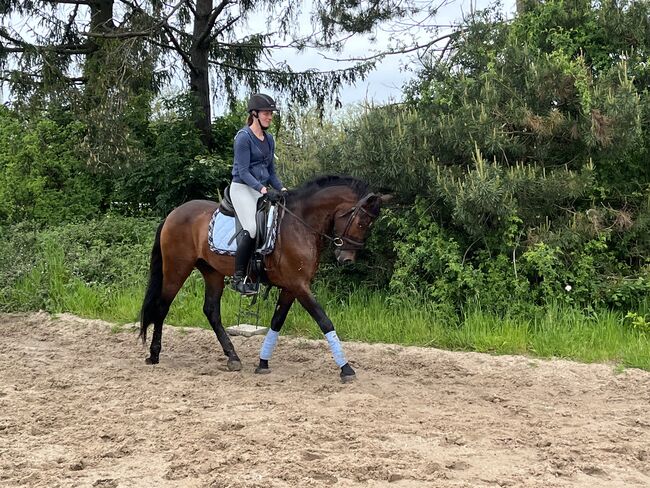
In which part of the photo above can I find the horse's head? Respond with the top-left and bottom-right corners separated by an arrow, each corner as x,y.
332,193 -> 393,265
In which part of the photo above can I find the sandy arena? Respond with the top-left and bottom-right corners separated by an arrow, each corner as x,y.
1,312 -> 649,487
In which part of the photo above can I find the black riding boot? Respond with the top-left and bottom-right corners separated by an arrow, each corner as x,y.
232,231 -> 258,295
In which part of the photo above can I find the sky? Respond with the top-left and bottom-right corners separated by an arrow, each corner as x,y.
265,0 -> 517,108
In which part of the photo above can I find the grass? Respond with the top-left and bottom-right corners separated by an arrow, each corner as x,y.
4,246 -> 650,371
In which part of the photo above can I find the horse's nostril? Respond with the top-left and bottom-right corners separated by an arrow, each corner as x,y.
342,258 -> 354,265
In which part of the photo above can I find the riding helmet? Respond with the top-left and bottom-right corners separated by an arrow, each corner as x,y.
247,93 -> 278,112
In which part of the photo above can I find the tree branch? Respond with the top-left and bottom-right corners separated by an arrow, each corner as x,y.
0,30 -> 93,54
88,0 -> 186,40
210,59 -> 372,77
0,47 -> 28,53
211,15 -> 240,39
0,72 -> 87,84
0,30 -> 28,49
63,4 -> 81,43
82,30 -> 152,39
49,0 -> 91,4
318,31 -> 459,63
161,26 -> 197,73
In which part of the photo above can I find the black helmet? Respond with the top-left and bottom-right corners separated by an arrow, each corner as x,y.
247,93 -> 278,112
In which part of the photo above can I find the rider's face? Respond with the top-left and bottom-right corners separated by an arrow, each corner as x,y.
257,110 -> 274,129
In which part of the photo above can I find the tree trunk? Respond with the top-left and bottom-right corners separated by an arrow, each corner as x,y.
89,0 -> 115,32
190,0 -> 215,150
516,0 -> 525,14
84,0 -> 115,104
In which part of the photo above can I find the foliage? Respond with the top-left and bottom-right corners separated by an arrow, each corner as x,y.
389,197 -> 529,314
314,104 -> 437,197
0,106 -> 111,224
113,96 -> 234,215
1,0 -> 418,150
406,0 -> 650,191
623,312 -> 650,335
0,215 -> 159,312
1,4 -> 160,167
300,0 -> 650,313
0,97 -> 244,222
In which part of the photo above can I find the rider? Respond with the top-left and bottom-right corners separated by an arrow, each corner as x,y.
230,93 -> 287,295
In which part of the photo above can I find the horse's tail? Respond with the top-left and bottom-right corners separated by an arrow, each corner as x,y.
139,220 -> 165,344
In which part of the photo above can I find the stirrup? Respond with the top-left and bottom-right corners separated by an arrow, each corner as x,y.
232,276 -> 258,296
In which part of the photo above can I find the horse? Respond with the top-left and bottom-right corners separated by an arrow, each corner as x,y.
139,175 -> 391,382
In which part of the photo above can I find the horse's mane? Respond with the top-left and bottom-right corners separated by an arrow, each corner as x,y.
288,175 -> 369,202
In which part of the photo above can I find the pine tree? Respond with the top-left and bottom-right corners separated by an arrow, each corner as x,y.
1,0 -> 413,151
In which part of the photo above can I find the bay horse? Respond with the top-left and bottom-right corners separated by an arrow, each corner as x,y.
139,175 -> 391,382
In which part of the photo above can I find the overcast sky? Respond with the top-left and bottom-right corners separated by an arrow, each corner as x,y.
263,0 -> 517,108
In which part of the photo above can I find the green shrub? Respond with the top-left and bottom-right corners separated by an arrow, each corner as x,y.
0,107 -> 109,224
0,215 -> 159,312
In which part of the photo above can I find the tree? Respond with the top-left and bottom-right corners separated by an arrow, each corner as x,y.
1,0 -> 160,167
308,0 -> 650,304
1,0 -> 421,151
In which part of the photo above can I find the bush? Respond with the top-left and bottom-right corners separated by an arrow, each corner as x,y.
0,215 -> 159,312
0,107 -> 109,224
113,95 -> 241,216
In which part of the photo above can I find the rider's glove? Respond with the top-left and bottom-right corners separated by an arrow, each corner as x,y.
266,188 -> 282,203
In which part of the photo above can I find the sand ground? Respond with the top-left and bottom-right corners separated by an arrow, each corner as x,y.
1,312 -> 648,487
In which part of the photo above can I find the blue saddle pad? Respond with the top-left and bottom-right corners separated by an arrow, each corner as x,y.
207,208 -> 278,256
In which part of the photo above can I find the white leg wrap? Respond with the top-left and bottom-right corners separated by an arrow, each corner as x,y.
325,330 -> 347,367
260,329 -> 280,360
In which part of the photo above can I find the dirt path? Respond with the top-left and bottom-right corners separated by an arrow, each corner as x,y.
0,312 -> 649,487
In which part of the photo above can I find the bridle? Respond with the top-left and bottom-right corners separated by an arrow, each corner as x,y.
332,193 -> 380,250
275,192 -> 379,251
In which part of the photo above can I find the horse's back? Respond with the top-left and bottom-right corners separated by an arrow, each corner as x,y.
162,200 -> 218,259
167,199 -> 218,223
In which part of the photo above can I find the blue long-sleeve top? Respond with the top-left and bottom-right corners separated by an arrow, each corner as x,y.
231,126 -> 283,192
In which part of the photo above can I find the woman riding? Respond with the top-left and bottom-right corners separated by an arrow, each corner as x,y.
230,93 -> 287,295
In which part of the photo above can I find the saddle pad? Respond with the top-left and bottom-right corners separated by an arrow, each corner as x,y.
207,208 -> 278,256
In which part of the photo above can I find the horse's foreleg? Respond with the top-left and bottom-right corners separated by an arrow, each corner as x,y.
201,268 -> 242,371
255,289 -> 295,374
297,292 -> 356,383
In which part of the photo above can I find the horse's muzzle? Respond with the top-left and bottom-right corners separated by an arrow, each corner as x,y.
335,249 -> 356,265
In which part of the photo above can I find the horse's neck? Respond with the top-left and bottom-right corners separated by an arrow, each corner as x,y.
294,189 -> 355,234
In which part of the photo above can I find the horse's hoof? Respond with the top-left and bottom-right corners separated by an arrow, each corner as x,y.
254,366 -> 272,374
145,356 -> 159,365
227,359 -> 242,371
340,373 -> 356,384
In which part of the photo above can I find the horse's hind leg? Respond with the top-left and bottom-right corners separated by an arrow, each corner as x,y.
147,266 -> 192,364
199,264 -> 242,371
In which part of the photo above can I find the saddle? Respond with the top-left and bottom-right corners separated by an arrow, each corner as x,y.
219,185 -> 275,249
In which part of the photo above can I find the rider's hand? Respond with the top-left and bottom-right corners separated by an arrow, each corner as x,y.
260,186 -> 268,195
266,188 -> 282,203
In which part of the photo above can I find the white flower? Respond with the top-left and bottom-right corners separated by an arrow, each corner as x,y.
565,284 -> 572,292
